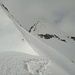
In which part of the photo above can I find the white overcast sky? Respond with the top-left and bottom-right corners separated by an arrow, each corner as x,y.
0,0 -> 75,35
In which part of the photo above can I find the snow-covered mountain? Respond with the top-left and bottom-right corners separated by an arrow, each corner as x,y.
29,20 -> 75,64
16,19 -> 75,74
1,0 -> 75,36
0,2 -> 75,75
0,51 -> 70,75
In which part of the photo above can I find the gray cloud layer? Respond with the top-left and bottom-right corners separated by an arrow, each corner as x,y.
0,0 -> 75,35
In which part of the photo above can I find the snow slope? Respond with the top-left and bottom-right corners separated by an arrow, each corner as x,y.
0,2 -> 74,75
0,5 -> 38,56
25,21 -> 75,75
29,21 -> 75,63
0,51 -> 70,75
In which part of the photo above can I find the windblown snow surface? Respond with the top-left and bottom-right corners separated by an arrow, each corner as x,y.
0,51 -> 51,75
0,51 -> 70,75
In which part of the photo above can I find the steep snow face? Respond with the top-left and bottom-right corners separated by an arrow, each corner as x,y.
0,51 -> 70,75
21,21 -> 75,75
0,4 -> 38,56
29,21 -> 75,64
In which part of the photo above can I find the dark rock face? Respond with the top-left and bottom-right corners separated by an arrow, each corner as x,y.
2,4 -> 9,12
1,4 -> 23,29
60,39 -> 66,42
71,36 -> 75,41
38,34 -> 53,39
28,21 -> 75,43
29,21 -> 39,33
67,36 -> 75,41
17,21 -> 22,27
38,34 -> 67,43
29,25 -> 35,33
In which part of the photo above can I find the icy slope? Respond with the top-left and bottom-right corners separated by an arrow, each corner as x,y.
0,4 -> 38,55
0,51 -> 70,75
29,21 -> 75,64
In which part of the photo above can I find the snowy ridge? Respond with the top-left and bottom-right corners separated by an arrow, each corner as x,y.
29,21 -> 75,43
29,21 -> 75,64
0,3 -> 38,55
0,3 -> 74,75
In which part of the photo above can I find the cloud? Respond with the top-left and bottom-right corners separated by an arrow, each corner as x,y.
1,0 -> 75,35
